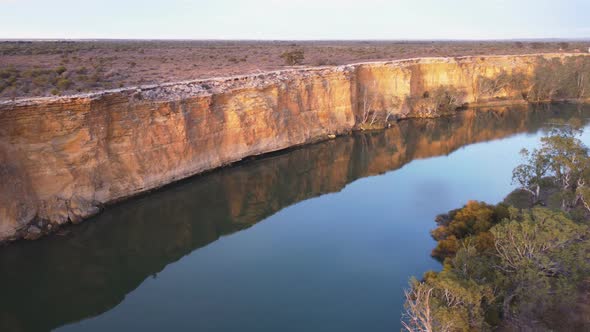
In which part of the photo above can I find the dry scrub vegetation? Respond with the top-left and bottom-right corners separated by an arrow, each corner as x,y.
1,40 -> 589,99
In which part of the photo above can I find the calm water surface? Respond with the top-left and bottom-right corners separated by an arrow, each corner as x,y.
1,105 -> 590,332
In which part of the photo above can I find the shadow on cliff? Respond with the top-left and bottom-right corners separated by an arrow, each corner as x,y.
1,103 -> 589,331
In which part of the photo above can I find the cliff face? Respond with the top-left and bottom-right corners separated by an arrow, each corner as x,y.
2,105 -> 589,332
0,53 -> 586,242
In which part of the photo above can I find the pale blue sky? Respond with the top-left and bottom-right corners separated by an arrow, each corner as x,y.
1,0 -> 589,40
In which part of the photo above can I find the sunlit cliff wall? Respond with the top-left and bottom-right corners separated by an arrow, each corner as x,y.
2,105 -> 589,332
0,53 -> 586,242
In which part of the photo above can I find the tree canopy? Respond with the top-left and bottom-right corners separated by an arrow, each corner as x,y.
512,124 -> 590,216
404,207 -> 590,331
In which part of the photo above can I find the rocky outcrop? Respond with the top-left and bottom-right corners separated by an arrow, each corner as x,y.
0,53 -> 588,242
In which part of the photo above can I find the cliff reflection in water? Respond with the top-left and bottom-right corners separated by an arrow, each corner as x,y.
1,104 -> 589,332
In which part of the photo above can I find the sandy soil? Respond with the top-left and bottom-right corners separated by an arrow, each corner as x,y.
1,40 -> 589,99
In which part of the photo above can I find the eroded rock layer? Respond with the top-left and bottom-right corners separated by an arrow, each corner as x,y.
0,54 -> 586,242
2,105 -> 589,332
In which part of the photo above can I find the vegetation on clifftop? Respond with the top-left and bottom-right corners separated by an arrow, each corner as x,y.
2,40 -> 588,99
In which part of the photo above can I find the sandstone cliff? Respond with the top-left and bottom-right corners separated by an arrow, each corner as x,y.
0,53 -> 588,242
1,105 -> 588,331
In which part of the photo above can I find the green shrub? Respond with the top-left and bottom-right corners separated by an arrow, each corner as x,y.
405,207 -> 590,331
56,78 -> 72,90
280,49 -> 305,65
55,66 -> 67,75
430,200 -> 507,260
75,66 -> 88,74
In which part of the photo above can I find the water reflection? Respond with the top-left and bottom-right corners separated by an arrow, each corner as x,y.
0,104 -> 589,331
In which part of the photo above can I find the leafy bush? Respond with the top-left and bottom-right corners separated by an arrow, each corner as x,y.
405,127 -> 590,331
315,58 -> 336,66
431,200 -> 508,260
404,207 -> 590,331
559,42 -> 570,50
55,66 -> 67,75
56,78 -> 72,90
0,66 -> 19,93
280,49 -> 305,65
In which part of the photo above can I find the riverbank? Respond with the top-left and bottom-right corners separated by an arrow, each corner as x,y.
2,104 -> 589,331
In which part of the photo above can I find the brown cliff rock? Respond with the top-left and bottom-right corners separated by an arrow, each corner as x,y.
0,53 -> 588,242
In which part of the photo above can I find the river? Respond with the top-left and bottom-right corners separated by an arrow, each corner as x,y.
1,104 -> 589,332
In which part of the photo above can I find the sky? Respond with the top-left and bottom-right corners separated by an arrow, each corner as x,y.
1,0 -> 589,40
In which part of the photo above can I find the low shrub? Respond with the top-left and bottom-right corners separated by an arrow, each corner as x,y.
280,49 -> 305,65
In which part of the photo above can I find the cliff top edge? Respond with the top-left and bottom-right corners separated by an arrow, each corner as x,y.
0,53 -> 587,107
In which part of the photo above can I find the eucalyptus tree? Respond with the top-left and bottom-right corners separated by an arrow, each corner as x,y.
512,125 -> 590,212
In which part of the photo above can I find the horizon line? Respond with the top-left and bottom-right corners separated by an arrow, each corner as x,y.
1,38 -> 590,43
